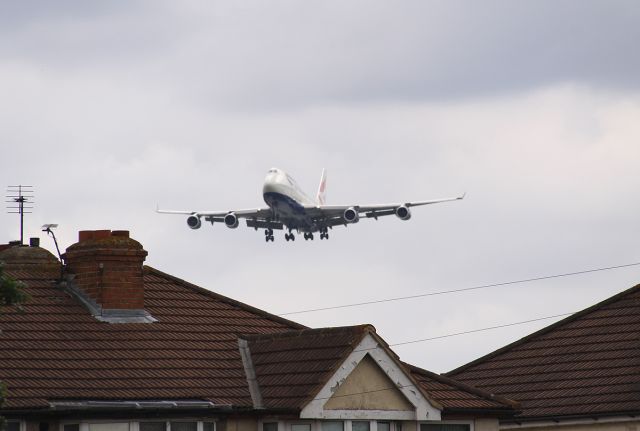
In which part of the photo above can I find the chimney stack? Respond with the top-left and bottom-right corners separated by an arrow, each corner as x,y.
0,241 -> 61,278
62,230 -> 148,311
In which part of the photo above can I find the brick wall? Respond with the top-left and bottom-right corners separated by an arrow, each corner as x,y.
62,230 -> 148,310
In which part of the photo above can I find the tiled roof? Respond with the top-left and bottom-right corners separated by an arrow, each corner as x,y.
244,326 -> 516,415
1,245 -> 517,418
447,284 -> 640,420
243,325 -> 371,410
0,264 -> 303,411
407,364 -> 518,413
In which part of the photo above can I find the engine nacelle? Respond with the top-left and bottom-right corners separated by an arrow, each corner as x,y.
343,207 -> 360,224
187,215 -> 202,229
395,205 -> 412,221
224,212 -> 239,229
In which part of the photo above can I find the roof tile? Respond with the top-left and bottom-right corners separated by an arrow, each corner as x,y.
448,284 -> 640,420
0,266 -> 303,410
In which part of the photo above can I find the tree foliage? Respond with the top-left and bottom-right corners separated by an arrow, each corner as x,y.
0,264 -> 29,429
0,264 -> 28,307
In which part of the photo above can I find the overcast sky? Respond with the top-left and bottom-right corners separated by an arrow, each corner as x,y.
2,0 -> 640,373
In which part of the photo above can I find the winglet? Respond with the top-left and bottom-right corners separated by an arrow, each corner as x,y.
316,168 -> 327,205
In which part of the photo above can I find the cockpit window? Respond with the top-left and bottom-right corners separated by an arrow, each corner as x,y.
285,174 -> 296,185
268,168 -> 278,173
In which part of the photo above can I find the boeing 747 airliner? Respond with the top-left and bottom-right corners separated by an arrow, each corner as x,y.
157,168 -> 464,242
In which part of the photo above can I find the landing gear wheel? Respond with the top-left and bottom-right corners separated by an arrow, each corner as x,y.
265,228 -> 275,242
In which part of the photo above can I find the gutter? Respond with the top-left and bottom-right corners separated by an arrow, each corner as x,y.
501,412 -> 640,429
442,408 -> 521,419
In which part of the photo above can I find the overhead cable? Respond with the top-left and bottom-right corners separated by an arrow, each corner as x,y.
387,312 -> 574,347
346,312 -> 574,354
278,261 -> 640,316
309,311 -> 576,402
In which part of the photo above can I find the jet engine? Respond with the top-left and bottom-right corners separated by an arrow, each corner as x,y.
395,205 -> 412,221
187,215 -> 202,229
343,207 -> 360,224
224,212 -> 239,229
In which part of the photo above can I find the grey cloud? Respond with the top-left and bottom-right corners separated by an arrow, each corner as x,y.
2,1 -> 639,109
1,1 -> 639,374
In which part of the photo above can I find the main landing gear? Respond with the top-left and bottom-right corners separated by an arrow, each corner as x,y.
265,228 -> 329,242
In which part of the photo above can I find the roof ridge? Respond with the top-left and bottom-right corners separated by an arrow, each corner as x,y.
144,265 -> 307,330
294,326 -> 373,409
406,362 -> 519,409
446,283 -> 640,377
240,324 -> 375,342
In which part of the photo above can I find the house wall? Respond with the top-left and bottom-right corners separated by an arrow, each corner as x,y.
476,419 -> 499,431
324,355 -> 413,411
226,417 -> 259,431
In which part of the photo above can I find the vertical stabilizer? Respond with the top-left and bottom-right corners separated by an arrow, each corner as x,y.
316,169 -> 327,206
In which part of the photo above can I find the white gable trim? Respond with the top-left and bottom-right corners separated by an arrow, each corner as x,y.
300,333 -> 441,421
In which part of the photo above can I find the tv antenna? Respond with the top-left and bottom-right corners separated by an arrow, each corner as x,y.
6,185 -> 34,244
42,224 -> 63,278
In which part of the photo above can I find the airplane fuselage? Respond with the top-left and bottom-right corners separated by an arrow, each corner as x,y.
263,168 -> 317,231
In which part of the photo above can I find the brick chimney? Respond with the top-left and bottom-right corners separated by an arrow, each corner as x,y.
62,230 -> 149,313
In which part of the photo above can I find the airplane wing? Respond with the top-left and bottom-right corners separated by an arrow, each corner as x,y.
156,206 -> 280,228
157,193 -> 464,232
156,206 -> 272,218
304,194 -> 466,224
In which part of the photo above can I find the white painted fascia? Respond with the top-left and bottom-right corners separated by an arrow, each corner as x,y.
300,333 -> 441,421
501,416 -> 640,430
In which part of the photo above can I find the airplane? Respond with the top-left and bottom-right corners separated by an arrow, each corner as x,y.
156,168 -> 465,242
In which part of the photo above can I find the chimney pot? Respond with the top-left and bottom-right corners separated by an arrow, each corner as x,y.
78,231 -> 94,242
30,237 -> 40,247
112,230 -> 130,238
93,230 -> 111,240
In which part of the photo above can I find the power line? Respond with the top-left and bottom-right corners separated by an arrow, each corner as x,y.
311,382 -> 417,401
278,262 -> 640,316
310,312 -> 576,402
347,312 -> 574,354
387,312 -> 574,347
298,311 -> 578,405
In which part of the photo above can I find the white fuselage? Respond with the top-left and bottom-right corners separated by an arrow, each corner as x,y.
262,168 -> 317,230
